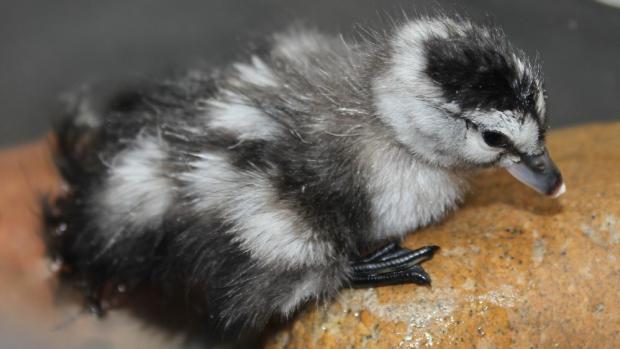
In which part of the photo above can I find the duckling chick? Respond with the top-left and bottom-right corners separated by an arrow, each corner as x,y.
44,15 -> 564,340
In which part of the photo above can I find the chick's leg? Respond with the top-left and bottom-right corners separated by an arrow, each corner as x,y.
350,244 -> 439,287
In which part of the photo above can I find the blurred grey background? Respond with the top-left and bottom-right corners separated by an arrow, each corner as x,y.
1,0 -> 619,148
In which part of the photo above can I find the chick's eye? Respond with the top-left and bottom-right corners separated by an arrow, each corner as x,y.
482,131 -> 511,148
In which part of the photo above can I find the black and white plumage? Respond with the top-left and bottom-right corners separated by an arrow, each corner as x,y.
44,15 -> 565,342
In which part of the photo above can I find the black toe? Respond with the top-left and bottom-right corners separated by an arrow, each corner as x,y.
350,244 -> 439,288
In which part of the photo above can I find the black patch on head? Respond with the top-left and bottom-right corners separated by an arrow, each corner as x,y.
424,24 -> 542,119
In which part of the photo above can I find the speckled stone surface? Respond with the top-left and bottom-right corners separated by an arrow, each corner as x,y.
264,123 -> 620,348
0,123 -> 619,348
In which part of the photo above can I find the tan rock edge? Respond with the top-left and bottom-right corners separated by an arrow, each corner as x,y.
265,123 -> 620,348
0,123 -> 618,348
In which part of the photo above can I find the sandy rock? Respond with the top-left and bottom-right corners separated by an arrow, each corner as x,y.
0,123 -> 619,348
265,123 -> 620,348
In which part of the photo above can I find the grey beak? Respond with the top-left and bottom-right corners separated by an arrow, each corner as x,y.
503,148 -> 566,198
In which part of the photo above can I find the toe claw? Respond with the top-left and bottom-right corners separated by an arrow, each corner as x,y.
408,265 -> 432,286
419,245 -> 440,256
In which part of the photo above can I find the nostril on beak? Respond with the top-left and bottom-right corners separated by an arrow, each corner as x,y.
532,158 -> 545,171
524,151 -> 549,172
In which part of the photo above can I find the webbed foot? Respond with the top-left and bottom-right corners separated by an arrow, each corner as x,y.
350,243 -> 439,287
